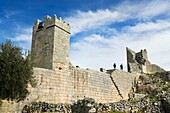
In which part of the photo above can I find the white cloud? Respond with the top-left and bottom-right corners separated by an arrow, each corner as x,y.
13,28 -> 32,42
11,27 -> 32,51
2,0 -> 169,71
66,0 -> 170,35
116,0 -> 170,19
139,0 -> 170,19
67,0 -> 170,71
125,29 -> 170,70
66,9 -> 128,35
70,21 -> 170,71
70,34 -> 119,70
124,20 -> 170,33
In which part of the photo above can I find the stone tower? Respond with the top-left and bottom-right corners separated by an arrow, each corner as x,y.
31,15 -> 70,70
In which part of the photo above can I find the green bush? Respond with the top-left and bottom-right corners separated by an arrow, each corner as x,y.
0,40 -> 36,101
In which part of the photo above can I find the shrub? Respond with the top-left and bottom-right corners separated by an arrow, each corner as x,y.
0,40 -> 36,101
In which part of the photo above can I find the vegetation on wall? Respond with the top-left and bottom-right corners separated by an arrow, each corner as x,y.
0,40 -> 36,101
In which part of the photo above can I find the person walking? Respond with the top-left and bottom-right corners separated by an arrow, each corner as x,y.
113,63 -> 116,69
120,64 -> 123,70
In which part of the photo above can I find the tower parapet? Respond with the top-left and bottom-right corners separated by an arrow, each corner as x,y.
33,15 -> 70,34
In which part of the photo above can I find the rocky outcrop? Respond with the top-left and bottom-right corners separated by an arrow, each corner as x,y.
128,71 -> 170,113
21,99 -> 162,113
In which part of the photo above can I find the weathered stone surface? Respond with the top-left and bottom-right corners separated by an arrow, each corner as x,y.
25,67 -> 122,104
31,15 -> 70,70
126,47 -> 165,74
110,70 -> 139,100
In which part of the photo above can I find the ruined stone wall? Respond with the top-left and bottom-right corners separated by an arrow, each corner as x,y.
146,64 -> 165,74
126,47 -> 141,73
126,47 -> 165,74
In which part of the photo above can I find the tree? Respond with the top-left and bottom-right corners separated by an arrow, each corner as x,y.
0,40 -> 36,101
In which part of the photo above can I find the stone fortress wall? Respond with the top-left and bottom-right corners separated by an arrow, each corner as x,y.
27,67 -> 122,104
28,15 -> 141,104
0,67 -> 139,112
0,15 -> 165,112
28,15 -> 166,104
26,67 -> 139,104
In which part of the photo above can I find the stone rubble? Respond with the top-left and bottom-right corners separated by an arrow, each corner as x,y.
22,99 -> 162,113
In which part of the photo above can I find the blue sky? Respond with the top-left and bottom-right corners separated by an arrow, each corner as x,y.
0,0 -> 170,71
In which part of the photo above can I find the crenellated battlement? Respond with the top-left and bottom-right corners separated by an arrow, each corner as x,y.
33,14 -> 70,34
